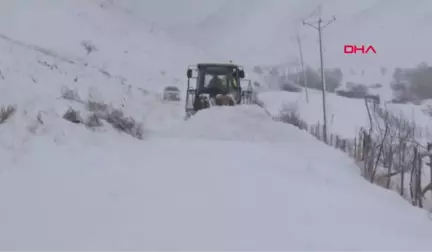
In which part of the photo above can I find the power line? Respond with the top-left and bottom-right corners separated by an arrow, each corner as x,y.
302,15 -> 336,144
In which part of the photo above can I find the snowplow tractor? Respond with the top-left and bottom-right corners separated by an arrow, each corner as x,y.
184,63 -> 253,119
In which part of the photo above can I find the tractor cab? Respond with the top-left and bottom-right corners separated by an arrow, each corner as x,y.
185,63 -> 251,119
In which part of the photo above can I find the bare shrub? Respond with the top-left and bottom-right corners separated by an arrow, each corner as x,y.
61,87 -> 82,102
336,83 -> 369,99
390,63 -> 432,102
61,96 -> 144,139
63,108 -> 83,124
324,68 -> 343,92
279,81 -> 303,92
84,100 -> 144,139
104,108 -> 144,140
278,104 -> 308,130
287,66 -> 342,92
85,113 -> 103,128
81,40 -> 97,55
0,105 -> 16,124
86,100 -> 108,112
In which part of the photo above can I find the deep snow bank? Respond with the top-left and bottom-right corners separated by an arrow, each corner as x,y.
1,123 -> 432,250
160,105 -> 319,143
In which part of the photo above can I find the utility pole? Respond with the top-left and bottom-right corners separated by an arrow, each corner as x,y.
296,35 -> 309,103
303,16 -> 335,144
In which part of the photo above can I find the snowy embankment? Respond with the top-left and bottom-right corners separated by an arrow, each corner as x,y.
258,89 -> 432,208
2,106 -> 432,250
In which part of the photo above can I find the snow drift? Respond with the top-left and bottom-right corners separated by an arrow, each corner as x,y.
2,108 -> 432,250
161,105 -> 320,143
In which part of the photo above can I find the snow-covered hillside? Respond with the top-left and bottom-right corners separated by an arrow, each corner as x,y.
0,0 -> 211,136
0,0 -> 211,92
2,0 -> 432,250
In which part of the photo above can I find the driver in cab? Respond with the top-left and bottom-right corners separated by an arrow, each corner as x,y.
205,74 -> 238,106
206,74 -> 225,97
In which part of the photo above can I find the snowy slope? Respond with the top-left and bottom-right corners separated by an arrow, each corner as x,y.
0,33 -> 185,135
1,0 -> 432,250
0,0 -> 209,93
0,0 -> 206,137
2,107 -> 432,250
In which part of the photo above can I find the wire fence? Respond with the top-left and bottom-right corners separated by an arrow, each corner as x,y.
308,121 -> 431,208
269,98 -> 432,209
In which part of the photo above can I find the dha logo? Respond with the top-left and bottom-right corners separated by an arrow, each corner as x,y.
344,45 -> 377,54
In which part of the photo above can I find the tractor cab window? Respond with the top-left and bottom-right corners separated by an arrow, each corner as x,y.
204,74 -> 226,88
204,74 -> 237,90
196,65 -> 240,95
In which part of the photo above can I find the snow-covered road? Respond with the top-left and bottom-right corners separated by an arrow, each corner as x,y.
1,105 -> 432,250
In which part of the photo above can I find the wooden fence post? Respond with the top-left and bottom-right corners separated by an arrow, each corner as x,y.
353,137 -> 357,160
410,147 -> 423,208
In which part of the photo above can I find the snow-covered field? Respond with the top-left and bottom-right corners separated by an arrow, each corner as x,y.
259,89 -> 432,142
2,0 -> 432,250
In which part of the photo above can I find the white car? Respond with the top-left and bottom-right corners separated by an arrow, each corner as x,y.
163,86 -> 181,101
